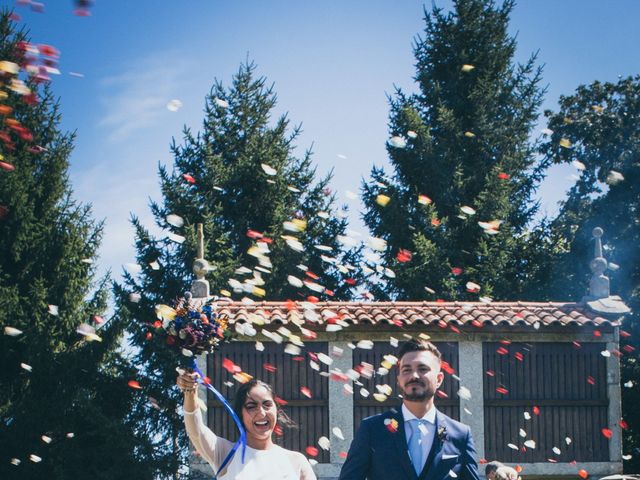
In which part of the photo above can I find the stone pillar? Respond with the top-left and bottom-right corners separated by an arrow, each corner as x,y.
606,329 -> 622,463
458,341 -> 485,462
328,341 -> 354,463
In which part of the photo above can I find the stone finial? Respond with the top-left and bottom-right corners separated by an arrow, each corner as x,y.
583,227 -> 630,315
588,227 -> 609,299
191,223 -> 211,299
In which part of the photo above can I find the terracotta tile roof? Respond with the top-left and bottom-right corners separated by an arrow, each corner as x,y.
216,301 -> 620,330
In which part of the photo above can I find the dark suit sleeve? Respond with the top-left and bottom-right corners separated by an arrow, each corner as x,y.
338,419 -> 372,480
460,426 -> 481,480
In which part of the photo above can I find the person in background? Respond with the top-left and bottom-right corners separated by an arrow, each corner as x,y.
177,371 -> 316,480
485,461 -> 505,480
495,466 -> 520,480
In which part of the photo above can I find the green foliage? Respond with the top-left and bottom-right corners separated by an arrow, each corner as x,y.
362,0 -> 547,301
0,10 -> 149,479
540,76 -> 640,472
114,61 -> 361,476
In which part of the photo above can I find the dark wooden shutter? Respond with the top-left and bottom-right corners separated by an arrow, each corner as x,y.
353,341 -> 460,432
483,342 -> 609,462
206,341 -> 330,463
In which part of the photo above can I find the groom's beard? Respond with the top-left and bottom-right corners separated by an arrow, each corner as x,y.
401,380 -> 436,401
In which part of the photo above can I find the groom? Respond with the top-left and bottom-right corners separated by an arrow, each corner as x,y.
339,339 -> 480,480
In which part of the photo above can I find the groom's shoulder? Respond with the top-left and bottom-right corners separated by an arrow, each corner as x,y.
361,408 -> 401,427
438,411 -> 472,436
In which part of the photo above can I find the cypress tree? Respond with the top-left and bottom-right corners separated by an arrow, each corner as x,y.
0,10 -> 151,479
113,61 -> 361,476
539,76 -> 640,472
362,0 -> 546,301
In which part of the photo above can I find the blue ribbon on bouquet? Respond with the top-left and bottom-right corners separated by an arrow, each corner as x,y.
191,359 -> 246,479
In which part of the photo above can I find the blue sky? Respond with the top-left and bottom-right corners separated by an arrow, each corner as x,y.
9,0 -> 640,279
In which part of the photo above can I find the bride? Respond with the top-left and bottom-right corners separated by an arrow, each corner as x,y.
177,372 -> 316,480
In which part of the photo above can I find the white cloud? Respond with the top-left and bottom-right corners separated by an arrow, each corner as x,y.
98,51 -> 196,142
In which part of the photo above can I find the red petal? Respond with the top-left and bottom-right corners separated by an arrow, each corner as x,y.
396,249 -> 413,262
300,386 -> 312,398
441,361 -> 455,375
182,173 -> 196,184
0,161 -> 16,171
306,446 -> 318,457
601,428 -> 613,439
128,380 -> 142,389
222,358 -> 241,374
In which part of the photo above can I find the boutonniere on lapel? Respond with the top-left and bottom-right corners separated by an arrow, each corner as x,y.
384,418 -> 399,433
437,425 -> 448,442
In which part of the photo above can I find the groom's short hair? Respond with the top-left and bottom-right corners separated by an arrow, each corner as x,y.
397,339 -> 442,363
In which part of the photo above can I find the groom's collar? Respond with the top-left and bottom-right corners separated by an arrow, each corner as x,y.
401,403 -> 437,424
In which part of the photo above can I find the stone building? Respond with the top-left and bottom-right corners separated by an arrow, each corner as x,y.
188,228 -> 629,479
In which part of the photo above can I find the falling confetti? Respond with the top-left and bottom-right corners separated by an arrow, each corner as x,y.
376,194 -> 391,207
318,436 -> 330,450
261,163 -> 277,176
166,214 -> 184,227
128,380 -> 142,390
606,170 -> 624,185
389,136 -> 407,148
4,326 -> 23,336
166,99 -> 183,112
214,97 -> 229,108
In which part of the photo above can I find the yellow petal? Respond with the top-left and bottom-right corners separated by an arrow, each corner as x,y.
418,194 -> 432,205
461,64 -> 475,72
155,304 -> 177,320
559,138 -> 572,148
252,286 -> 266,297
0,61 -> 19,74
376,194 -> 391,207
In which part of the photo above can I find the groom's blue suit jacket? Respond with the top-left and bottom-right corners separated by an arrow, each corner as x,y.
339,407 -> 481,480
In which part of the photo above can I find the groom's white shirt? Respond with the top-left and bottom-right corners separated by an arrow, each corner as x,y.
402,403 -> 437,473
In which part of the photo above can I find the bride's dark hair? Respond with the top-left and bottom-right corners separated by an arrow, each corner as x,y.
232,379 -> 296,430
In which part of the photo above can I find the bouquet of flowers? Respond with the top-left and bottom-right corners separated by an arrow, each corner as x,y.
155,292 -> 246,473
154,292 -> 232,359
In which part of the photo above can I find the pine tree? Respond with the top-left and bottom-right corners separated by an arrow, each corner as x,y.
539,76 -> 640,472
113,61 -> 362,477
0,11 -> 152,479
362,0 -> 546,301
